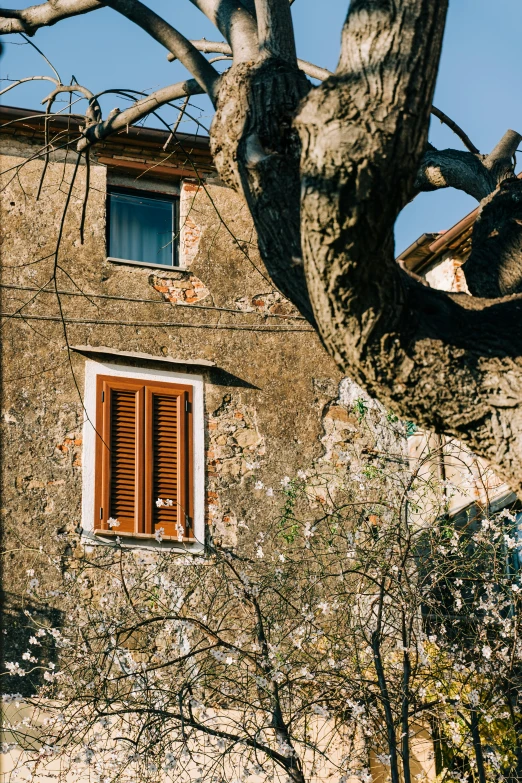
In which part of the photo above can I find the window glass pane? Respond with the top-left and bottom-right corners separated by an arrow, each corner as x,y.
109,192 -> 174,266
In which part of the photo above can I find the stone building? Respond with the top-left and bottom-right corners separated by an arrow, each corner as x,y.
1,105 -> 519,782
0,104 -> 348,564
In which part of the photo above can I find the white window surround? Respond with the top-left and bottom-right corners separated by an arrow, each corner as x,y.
81,359 -> 205,553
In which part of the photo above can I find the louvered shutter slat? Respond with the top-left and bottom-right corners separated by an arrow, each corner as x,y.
95,378 -> 145,534
152,393 -> 180,537
108,389 -> 138,532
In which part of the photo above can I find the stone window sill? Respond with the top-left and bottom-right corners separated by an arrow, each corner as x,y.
107,256 -> 188,272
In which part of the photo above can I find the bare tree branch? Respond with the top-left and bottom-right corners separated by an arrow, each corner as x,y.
163,95 -> 190,150
19,31 -> 62,81
0,74 -> 58,98
77,79 -> 204,150
415,144 -> 497,201
0,0 -> 219,99
42,83 -> 102,122
430,105 -> 480,154
167,38 -> 331,80
103,0 -> 220,100
188,0 -> 259,62
0,0 -> 103,35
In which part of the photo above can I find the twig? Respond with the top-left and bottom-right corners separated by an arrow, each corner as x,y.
430,105 -> 480,155
163,95 -> 190,150
19,32 -> 62,82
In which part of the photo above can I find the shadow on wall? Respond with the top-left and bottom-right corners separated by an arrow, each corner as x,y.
1,593 -> 63,697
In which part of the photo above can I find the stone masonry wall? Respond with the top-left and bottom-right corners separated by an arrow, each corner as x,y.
1,136 -> 346,599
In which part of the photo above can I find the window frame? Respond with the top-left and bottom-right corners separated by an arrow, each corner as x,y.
106,185 -> 180,269
82,361 -> 204,552
94,375 -> 194,539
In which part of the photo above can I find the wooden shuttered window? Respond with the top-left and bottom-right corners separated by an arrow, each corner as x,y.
94,376 -> 193,539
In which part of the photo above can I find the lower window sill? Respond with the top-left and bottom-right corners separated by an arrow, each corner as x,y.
94,529 -> 197,544
107,257 -> 187,271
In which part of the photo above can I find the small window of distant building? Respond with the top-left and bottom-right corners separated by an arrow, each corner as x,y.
107,187 -> 179,268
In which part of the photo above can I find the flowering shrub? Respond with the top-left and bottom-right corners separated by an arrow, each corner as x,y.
2,415 -> 521,783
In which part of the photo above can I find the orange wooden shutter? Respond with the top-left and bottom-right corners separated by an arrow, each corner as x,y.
144,381 -> 193,539
95,377 -> 144,533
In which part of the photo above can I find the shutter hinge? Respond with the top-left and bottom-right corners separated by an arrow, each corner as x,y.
99,507 -> 103,520
185,398 -> 192,413
101,391 -> 105,402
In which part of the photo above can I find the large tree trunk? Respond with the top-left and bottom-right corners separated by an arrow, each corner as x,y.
210,0 -> 522,498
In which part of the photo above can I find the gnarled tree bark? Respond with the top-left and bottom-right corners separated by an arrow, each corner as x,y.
2,0 -> 522,495
209,0 -> 522,497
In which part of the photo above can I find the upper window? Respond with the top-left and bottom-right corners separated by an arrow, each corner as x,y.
108,187 -> 179,267
94,375 -> 193,540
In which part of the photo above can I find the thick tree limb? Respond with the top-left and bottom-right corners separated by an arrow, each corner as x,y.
77,79 -> 204,150
415,145 -> 497,201
0,0 -> 102,34
463,178 -> 522,297
103,0 -> 219,100
483,128 -> 522,179
254,0 -> 296,62
289,0 -> 522,496
211,58 -> 314,322
188,0 -> 259,63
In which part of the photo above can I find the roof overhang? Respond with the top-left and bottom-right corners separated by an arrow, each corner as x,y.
398,172 -> 522,274
0,105 -> 215,178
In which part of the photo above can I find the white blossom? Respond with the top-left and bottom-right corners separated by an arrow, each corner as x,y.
469,690 -> 480,706
5,662 -> 26,676
312,704 -> 329,717
107,517 -> 120,528
154,527 -> 165,543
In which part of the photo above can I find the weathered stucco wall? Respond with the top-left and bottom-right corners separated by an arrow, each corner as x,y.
0,135 -> 347,592
1,127 -> 439,783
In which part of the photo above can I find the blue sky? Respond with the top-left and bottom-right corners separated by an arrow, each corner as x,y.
2,0 -> 521,253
